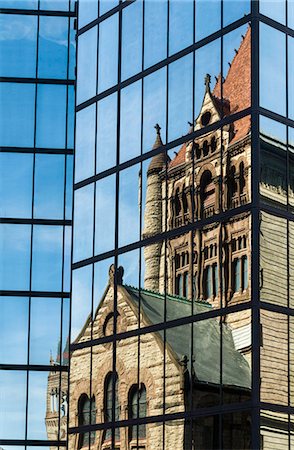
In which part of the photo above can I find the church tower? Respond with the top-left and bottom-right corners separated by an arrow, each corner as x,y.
143,124 -> 168,292
45,340 -> 69,449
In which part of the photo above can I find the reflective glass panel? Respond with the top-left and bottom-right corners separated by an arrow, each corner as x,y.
119,164 -> 141,247
98,14 -> 118,93
169,0 -> 193,55
143,67 -> 166,153
0,83 -> 35,147
34,154 -> 65,219
168,54 -> 193,142
38,16 -> 68,79
121,0 -> 142,80
120,80 -> 142,163
0,297 -> 28,364
0,371 -> 26,439
75,104 -> 96,183
29,297 -> 61,365
260,23 -> 286,116
100,0 -> 118,15
95,175 -> 116,255
71,264 -> 93,342
223,0 -> 250,26
0,152 -> 33,218
73,184 -> 94,262
96,93 -> 117,173
31,225 -> 63,292
195,0 -> 221,42
0,14 -> 37,78
36,84 -> 67,149
144,0 -> 167,69
0,224 -> 31,291
78,0 -> 98,29
77,26 -> 97,105
260,0 -> 286,25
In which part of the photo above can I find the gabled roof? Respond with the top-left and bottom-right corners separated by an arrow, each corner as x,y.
169,27 -> 251,169
125,285 -> 251,390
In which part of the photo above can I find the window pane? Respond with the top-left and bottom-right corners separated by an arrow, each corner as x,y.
169,0 -> 193,55
31,225 -> 63,291
0,83 -> 35,147
120,80 -> 142,163
260,0 -> 286,25
67,85 -> 75,148
0,152 -> 33,218
36,84 -> 67,148
38,16 -> 68,79
73,184 -> 94,262
63,225 -> 72,292
77,26 -> 97,105
95,175 -> 115,255
119,164 -> 140,247
65,155 -> 73,220
195,0 -> 221,42
98,14 -> 118,93
71,265 -> 92,342
96,93 -> 117,173
0,0 -> 37,8
78,0 -> 98,29
143,67 -> 166,153
223,0 -> 250,27
0,297 -> 28,364
34,154 -> 65,219
100,0 -> 118,16
39,0 -> 68,10
144,0 -> 167,69
0,371 -> 27,439
289,36 -> 294,121
0,224 -> 31,291
75,104 -> 96,182
260,24 -> 286,116
0,14 -> 37,78
121,0 -> 142,80
168,54 -> 193,142
29,297 -> 61,365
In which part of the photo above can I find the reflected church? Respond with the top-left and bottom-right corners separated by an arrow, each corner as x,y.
46,27 -> 292,450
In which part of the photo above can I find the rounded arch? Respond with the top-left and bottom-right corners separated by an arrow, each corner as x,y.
199,170 -> 216,218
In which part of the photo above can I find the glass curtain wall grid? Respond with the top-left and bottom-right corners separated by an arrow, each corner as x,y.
69,0 -> 294,449
0,1 -> 75,449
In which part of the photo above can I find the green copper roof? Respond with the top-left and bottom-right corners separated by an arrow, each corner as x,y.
125,286 -> 251,391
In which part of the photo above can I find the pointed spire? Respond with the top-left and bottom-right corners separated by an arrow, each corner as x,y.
153,123 -> 163,149
204,73 -> 211,92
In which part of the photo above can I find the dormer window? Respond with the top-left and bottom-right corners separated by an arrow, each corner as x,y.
201,111 -> 211,127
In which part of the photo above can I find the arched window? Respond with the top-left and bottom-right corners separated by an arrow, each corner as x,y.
195,143 -> 201,159
212,264 -> 218,297
204,266 -> 212,299
239,161 -> 245,194
233,259 -> 241,293
176,274 -> 183,296
128,384 -> 147,441
175,188 -> 181,217
211,136 -> 217,152
182,190 -> 188,214
103,372 -> 119,443
183,272 -> 189,298
242,256 -> 248,290
203,140 -> 209,157
78,395 -> 96,448
200,171 -> 215,218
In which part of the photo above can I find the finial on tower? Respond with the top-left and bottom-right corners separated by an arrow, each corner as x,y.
204,73 -> 211,92
152,123 -> 163,150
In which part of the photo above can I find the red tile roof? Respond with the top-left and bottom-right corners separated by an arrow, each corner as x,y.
169,27 -> 251,169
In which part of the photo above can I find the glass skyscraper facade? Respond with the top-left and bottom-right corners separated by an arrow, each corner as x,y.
69,1 -> 294,449
0,0 -> 75,448
1,1 -> 294,450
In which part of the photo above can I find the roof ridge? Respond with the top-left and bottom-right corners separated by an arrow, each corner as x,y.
124,284 -> 211,307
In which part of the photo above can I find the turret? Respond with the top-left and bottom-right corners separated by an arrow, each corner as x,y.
143,124 -> 167,292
